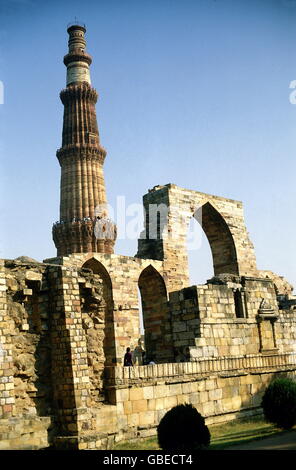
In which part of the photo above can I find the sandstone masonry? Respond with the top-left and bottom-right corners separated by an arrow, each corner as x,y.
0,24 -> 295,450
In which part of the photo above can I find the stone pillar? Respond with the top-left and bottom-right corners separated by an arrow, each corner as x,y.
136,185 -> 187,292
48,265 -> 92,437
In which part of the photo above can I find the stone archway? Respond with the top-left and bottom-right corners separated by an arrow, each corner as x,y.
193,201 -> 239,276
80,258 -> 115,404
137,184 -> 258,292
138,265 -> 174,364
187,214 -> 214,285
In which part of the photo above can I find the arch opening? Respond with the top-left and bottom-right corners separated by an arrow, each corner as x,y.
138,265 -> 174,364
80,258 -> 115,404
187,216 -> 214,285
191,202 -> 239,277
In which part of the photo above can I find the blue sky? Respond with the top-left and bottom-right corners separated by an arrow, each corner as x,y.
0,0 -> 295,290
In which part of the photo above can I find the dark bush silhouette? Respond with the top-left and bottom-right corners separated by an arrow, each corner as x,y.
157,403 -> 211,451
261,378 -> 296,429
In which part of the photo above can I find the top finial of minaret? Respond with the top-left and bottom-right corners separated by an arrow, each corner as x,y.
64,21 -> 92,86
67,19 -> 86,34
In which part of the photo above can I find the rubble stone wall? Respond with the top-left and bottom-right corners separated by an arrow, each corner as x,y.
0,260 -> 53,449
168,277 -> 288,359
45,253 -> 167,365
0,247 -> 294,449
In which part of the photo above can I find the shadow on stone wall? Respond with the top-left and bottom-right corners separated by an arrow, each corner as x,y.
229,370 -> 296,425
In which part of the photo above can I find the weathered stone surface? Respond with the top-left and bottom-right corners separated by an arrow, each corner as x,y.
1,23 -> 295,452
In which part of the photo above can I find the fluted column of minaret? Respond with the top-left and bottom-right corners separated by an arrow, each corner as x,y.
52,24 -> 116,256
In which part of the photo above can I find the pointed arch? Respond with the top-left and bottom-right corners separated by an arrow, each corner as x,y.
138,265 -> 174,363
193,201 -> 239,276
80,258 -> 115,403
82,258 -> 112,289
187,215 -> 214,284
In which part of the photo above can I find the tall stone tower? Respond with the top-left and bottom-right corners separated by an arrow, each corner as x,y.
52,23 -> 116,256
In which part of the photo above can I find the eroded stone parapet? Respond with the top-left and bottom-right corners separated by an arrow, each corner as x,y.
258,269 -> 294,296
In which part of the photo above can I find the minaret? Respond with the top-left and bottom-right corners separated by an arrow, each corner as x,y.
52,23 -> 116,256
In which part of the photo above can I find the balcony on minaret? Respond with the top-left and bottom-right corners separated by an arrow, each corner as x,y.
87,132 -> 98,146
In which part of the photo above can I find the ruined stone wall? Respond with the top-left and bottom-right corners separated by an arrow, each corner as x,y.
45,253 -> 166,365
0,415 -> 51,450
0,259 -> 108,448
79,268 -> 114,404
168,277 -> 295,360
0,258 -> 114,449
276,310 -> 296,353
0,260 -> 53,449
138,265 -> 174,363
5,263 -> 52,417
44,254 -> 296,367
259,270 -> 294,296
0,256 -> 295,450
47,263 -> 94,436
169,284 -> 248,360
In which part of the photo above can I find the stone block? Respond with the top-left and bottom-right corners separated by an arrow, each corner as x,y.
25,272 -> 42,282
202,401 -> 215,416
222,397 -> 234,412
222,387 -> 233,399
154,385 -> 167,399
78,442 -> 88,450
147,399 -> 156,411
138,411 -> 155,426
117,415 -> 128,429
189,392 -> 200,405
127,413 -> 140,427
157,409 -> 167,422
199,391 -> 209,403
177,394 -> 189,405
164,395 -> 177,409
231,396 -> 242,410
116,388 -> 129,403
196,381 -> 206,392
123,401 -> 132,415
205,379 -> 216,391
143,386 -> 154,400
168,384 -> 182,396
132,399 -> 148,413
182,382 -> 192,394
209,388 -> 222,400
155,398 -> 164,410
129,388 -> 144,401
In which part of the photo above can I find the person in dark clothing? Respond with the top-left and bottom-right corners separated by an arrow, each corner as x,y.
124,347 -> 133,366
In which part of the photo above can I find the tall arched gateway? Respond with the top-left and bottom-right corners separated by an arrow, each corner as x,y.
80,258 -> 115,404
138,265 -> 174,363
137,184 -> 258,292
193,201 -> 239,276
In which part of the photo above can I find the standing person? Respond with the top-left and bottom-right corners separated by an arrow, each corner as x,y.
142,351 -> 147,365
133,339 -> 145,365
124,347 -> 133,367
